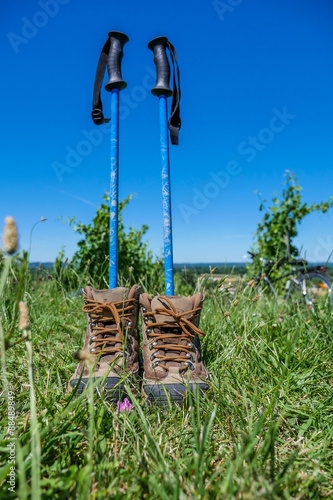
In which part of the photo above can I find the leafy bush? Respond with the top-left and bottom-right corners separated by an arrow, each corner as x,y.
67,194 -> 161,288
250,172 -> 333,276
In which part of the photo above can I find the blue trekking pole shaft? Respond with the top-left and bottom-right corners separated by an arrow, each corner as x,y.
109,88 -> 120,288
104,31 -> 129,288
149,36 -> 175,295
159,94 -> 174,295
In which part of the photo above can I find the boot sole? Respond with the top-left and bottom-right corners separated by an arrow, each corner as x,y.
142,381 -> 209,407
68,377 -> 135,402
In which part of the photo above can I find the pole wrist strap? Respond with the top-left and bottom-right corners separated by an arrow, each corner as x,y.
92,37 -> 111,125
166,40 -> 181,145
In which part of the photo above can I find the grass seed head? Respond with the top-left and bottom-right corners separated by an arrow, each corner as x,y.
72,350 -> 94,363
19,301 -> 30,331
3,216 -> 18,255
224,311 -> 230,317
252,295 -> 260,302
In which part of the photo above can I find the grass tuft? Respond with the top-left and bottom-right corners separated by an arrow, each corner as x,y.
0,261 -> 332,499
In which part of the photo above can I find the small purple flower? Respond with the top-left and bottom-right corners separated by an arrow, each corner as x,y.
116,398 -> 133,414
47,275 -> 51,279
278,317 -> 283,322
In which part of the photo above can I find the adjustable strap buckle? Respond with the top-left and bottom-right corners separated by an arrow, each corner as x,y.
169,120 -> 181,146
91,108 -> 110,125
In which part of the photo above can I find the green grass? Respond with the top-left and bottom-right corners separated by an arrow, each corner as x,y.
1,264 -> 333,499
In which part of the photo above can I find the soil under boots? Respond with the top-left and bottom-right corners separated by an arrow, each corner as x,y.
139,293 -> 209,406
68,284 -> 141,401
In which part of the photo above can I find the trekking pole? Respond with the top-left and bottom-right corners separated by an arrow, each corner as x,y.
148,36 -> 181,296
91,31 -> 129,288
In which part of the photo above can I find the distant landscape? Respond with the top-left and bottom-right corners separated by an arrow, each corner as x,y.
29,261 -> 333,280
30,262 -> 333,270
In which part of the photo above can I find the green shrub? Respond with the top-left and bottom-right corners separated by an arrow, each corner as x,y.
250,172 -> 333,276
65,194 -> 162,289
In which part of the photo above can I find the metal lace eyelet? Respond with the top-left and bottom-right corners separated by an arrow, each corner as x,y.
90,348 -> 96,353
127,321 -> 133,327
187,342 -> 194,348
152,361 -> 160,368
142,307 -> 147,312
90,322 -> 96,329
89,336 -> 97,345
184,361 -> 195,371
149,342 -> 157,351
186,353 -> 194,362
146,329 -> 151,334
150,353 -> 156,361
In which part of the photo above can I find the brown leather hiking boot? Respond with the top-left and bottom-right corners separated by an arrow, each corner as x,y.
68,284 -> 141,401
140,293 -> 209,406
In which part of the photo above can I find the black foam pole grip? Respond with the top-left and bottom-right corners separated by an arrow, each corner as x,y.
105,31 -> 129,92
148,36 -> 173,97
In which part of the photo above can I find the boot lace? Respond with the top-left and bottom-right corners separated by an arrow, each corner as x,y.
142,296 -> 205,372
82,298 -> 136,357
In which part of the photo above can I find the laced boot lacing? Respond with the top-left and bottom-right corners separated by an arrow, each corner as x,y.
82,298 -> 136,358
142,296 -> 205,372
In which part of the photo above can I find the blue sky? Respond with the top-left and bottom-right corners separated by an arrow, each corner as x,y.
1,0 -> 333,263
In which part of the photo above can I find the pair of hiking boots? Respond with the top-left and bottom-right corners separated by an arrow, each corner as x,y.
68,285 -> 209,405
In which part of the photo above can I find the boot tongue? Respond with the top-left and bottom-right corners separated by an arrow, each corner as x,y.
151,295 -> 193,323
90,287 -> 129,303
150,296 -> 195,371
87,287 -> 129,367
